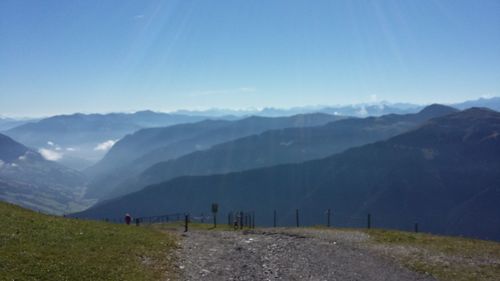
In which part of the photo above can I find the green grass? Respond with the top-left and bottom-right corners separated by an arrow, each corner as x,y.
0,202 -> 177,281
366,229 -> 500,281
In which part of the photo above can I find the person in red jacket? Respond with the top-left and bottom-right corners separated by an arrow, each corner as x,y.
125,213 -> 132,225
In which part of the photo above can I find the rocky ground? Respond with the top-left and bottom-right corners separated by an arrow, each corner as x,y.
173,228 -> 435,281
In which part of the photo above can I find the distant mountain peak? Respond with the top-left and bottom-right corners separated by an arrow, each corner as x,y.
418,104 -> 458,116
133,110 -> 161,116
448,107 -> 499,120
461,106 -> 497,114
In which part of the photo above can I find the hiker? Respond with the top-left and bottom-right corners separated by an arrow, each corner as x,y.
125,213 -> 132,225
233,213 -> 239,230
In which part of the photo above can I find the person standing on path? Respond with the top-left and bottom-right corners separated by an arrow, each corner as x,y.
125,213 -> 132,225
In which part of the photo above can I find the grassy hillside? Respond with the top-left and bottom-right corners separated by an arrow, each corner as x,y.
366,229 -> 500,281
0,202 -> 176,281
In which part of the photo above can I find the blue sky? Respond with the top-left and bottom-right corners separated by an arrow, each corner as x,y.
1,0 -> 499,116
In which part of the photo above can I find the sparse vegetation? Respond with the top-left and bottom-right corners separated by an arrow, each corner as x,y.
0,202 -> 177,281
366,229 -> 500,281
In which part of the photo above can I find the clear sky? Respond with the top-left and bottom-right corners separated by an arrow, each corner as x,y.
1,0 -> 499,116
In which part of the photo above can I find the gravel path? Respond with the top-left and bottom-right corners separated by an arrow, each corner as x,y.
174,228 -> 435,281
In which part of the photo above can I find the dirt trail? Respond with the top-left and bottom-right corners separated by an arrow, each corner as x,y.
174,228 -> 435,281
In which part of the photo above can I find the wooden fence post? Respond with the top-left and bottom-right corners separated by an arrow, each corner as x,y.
240,211 -> 244,230
327,209 -> 331,228
211,203 -> 218,228
252,211 -> 255,229
184,214 -> 189,232
415,223 -> 419,233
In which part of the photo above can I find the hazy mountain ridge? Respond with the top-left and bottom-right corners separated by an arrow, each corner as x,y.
84,113 -> 346,199
2,97 -> 499,223
3,111 -> 222,169
0,117 -> 39,131
75,107 -> 500,241
453,97 -> 500,111
2,97 -> 498,171
104,104 -> 458,200
173,103 -> 421,117
0,134 -> 91,214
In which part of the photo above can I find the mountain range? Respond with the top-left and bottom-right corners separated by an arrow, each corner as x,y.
0,117 -> 38,131
75,108 -> 500,241
3,97 -> 499,172
102,104 -> 458,200
3,111 -> 223,169
84,113 -> 346,199
171,96 -> 500,117
1,96 -> 500,240
173,103 -> 421,117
